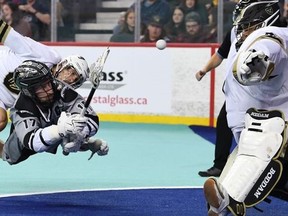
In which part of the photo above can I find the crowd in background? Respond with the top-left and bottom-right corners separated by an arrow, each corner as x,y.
111,0 -> 288,43
0,0 -> 51,40
1,0 -> 288,43
111,0 -> 233,43
0,0 -> 83,41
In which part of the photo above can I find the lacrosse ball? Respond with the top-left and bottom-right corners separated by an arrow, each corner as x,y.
156,39 -> 166,50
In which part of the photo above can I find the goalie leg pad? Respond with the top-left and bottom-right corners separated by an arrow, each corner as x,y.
221,108 -> 286,203
245,159 -> 283,206
227,197 -> 246,216
269,158 -> 288,201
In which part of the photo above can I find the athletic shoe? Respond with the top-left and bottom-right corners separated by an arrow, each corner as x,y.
198,167 -> 222,177
203,178 -> 229,216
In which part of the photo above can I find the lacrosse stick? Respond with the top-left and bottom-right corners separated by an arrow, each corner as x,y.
81,47 -> 110,115
62,47 -> 110,156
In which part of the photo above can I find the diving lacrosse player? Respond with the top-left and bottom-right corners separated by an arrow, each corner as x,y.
1,60 -> 108,165
203,1 -> 288,215
0,19 -> 108,159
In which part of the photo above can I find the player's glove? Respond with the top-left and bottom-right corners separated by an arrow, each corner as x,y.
96,139 -> 109,156
87,138 -> 109,160
236,49 -> 275,86
62,140 -> 82,153
62,134 -> 86,155
57,112 -> 88,137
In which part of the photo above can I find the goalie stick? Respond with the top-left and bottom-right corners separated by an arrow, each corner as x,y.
62,47 -> 110,156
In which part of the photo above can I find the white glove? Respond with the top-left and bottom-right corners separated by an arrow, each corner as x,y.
62,134 -> 85,154
87,138 -> 109,160
57,112 -> 88,137
62,140 -> 82,153
236,49 -> 274,86
97,139 -> 109,156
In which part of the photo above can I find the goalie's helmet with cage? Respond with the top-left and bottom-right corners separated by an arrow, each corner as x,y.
234,0 -> 280,49
55,55 -> 89,89
14,60 -> 57,108
232,0 -> 260,24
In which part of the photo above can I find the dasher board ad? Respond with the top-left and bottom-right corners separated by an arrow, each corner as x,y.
76,47 -> 173,114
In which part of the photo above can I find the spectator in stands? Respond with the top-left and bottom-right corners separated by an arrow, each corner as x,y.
280,0 -> 288,24
179,0 -> 209,25
167,0 -> 181,9
113,11 -> 126,35
140,15 -> 168,42
130,0 -> 172,34
110,8 -> 135,42
57,0 -> 76,41
56,0 -> 65,28
202,0 -> 214,25
182,11 -> 216,43
78,0 -> 96,23
223,0 -> 237,39
18,0 -> 51,41
2,1 -> 32,37
164,6 -> 186,42
0,0 -> 6,19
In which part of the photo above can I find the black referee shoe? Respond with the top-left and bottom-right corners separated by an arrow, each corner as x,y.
198,167 -> 222,177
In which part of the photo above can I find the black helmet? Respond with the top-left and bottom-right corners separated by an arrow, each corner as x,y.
14,60 -> 57,108
232,0 -> 259,24
234,0 -> 280,49
236,1 -> 280,27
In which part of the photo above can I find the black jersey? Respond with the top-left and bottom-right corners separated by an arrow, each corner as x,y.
4,81 -> 99,165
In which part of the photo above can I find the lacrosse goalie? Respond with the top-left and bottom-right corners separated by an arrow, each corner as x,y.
1,60 -> 108,165
203,1 -> 288,215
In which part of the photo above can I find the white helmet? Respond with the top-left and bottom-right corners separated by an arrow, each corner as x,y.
55,55 -> 89,89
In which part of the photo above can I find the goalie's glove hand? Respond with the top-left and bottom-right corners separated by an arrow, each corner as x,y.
57,112 -> 88,137
87,138 -> 109,160
236,49 -> 273,86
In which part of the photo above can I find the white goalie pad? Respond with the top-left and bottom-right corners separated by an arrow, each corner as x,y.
221,109 -> 285,203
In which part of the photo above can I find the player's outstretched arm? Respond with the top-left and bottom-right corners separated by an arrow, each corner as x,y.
195,53 -> 224,81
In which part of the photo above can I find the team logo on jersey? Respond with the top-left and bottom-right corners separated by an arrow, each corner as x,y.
3,72 -> 20,94
265,6 -> 274,15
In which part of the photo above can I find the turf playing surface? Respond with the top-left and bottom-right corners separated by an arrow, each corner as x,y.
0,122 -> 286,215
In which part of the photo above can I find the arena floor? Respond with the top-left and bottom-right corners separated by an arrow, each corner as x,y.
0,122 -> 286,215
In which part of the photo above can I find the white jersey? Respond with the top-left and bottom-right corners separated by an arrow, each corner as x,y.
0,21 -> 61,109
223,26 -> 288,140
230,26 -> 236,44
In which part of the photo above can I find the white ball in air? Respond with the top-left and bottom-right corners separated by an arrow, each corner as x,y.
156,39 -> 167,50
